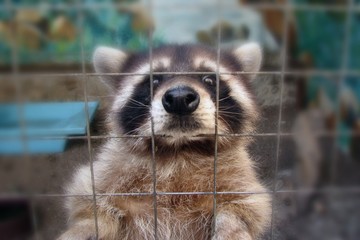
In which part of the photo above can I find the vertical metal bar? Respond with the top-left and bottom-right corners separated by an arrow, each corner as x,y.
330,0 -> 354,184
77,1 -> 99,238
6,0 -> 40,239
211,0 -> 222,238
270,2 -> 291,239
147,0 -> 158,239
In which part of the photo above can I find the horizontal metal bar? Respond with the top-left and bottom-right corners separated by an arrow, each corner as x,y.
1,187 -> 360,200
1,131 -> 358,141
1,70 -> 360,79
1,2 -> 360,12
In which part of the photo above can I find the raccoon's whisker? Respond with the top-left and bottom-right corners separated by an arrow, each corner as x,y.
219,112 -> 242,118
218,110 -> 243,116
218,114 -> 241,123
130,113 -> 150,121
123,129 -> 139,136
218,115 -> 232,133
218,95 -> 232,102
124,106 -> 149,110
128,98 -> 150,108
218,106 -> 234,110
124,124 -> 150,136
122,122 -> 147,135
129,137 -> 145,153
218,106 -> 240,111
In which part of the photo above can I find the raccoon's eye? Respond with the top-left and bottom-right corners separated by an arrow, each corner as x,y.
151,75 -> 163,87
202,75 -> 216,86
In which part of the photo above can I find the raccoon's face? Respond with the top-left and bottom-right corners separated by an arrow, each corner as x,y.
94,44 -> 261,153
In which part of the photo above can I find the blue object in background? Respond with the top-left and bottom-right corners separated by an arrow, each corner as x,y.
0,102 -> 99,154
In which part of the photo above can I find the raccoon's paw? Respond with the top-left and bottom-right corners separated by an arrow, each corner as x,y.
212,213 -> 253,240
212,229 -> 252,240
57,220 -> 98,240
57,230 -> 97,240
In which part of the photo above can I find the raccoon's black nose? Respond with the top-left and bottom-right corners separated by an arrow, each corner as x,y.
162,86 -> 200,115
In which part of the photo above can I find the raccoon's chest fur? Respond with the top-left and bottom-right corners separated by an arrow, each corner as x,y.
93,153 -> 217,239
98,156 -> 215,193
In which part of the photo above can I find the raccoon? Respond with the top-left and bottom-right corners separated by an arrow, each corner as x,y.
58,43 -> 271,240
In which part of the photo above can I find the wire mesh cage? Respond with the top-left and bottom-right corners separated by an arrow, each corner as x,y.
0,0 -> 360,239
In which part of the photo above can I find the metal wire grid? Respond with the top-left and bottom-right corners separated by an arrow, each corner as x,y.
329,0 -> 355,184
1,0 -> 359,239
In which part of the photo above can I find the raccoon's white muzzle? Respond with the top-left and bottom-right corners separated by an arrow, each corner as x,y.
151,84 -> 216,140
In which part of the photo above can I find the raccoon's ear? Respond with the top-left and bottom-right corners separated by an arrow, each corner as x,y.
93,46 -> 127,89
233,43 -> 262,77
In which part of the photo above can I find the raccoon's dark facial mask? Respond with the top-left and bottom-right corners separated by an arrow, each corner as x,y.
93,44 -> 261,143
